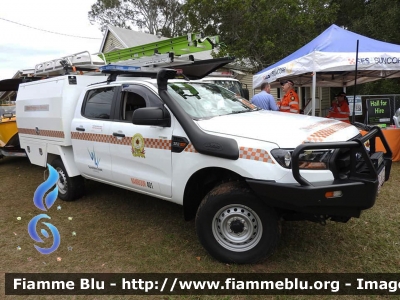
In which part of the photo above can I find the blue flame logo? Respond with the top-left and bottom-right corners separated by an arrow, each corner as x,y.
88,148 -> 101,168
33,164 -> 58,211
28,164 -> 61,254
28,214 -> 60,254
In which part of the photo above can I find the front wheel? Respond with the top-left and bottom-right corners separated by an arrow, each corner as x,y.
195,182 -> 280,264
51,158 -> 84,201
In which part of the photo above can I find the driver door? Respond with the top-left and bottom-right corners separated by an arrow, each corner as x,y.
109,85 -> 173,197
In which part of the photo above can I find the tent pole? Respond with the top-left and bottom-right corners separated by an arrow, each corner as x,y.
312,51 -> 316,116
298,84 -> 302,111
352,40 -> 359,124
312,72 -> 316,116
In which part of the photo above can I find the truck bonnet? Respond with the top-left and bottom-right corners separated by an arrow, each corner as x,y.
195,111 -> 360,148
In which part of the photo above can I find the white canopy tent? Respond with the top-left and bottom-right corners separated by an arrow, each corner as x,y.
253,24 -> 400,115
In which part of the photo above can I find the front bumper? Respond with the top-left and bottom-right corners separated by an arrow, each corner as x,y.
246,126 -> 392,218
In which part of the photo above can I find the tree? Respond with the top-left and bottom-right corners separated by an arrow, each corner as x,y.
88,0 -> 189,37
184,0 -> 338,71
331,0 -> 400,44
330,0 -> 400,94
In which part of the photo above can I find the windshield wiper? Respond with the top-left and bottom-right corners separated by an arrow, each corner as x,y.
229,110 -> 250,115
181,94 -> 200,98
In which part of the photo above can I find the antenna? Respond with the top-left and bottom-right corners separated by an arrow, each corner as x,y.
352,40 -> 359,124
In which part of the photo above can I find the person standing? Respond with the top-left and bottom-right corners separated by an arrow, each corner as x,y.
251,82 -> 279,111
327,91 -> 350,123
278,80 -> 299,113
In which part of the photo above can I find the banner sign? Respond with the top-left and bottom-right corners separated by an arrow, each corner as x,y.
6,273 -> 400,295
347,95 -> 363,116
366,98 -> 391,124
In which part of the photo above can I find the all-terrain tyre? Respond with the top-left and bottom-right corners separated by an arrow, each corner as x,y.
195,181 -> 280,264
51,157 -> 85,201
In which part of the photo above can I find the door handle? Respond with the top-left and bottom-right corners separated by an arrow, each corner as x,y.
113,132 -> 125,138
76,127 -> 85,132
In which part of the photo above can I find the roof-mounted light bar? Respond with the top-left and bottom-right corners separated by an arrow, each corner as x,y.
99,65 -> 141,72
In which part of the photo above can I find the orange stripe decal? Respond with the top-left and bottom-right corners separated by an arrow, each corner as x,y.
145,138 -> 171,150
299,119 -> 337,131
71,132 -> 172,149
184,144 -> 197,153
19,128 -> 65,138
239,147 -> 275,163
304,122 -> 352,143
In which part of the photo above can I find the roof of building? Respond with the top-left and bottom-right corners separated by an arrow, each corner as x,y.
99,25 -> 169,52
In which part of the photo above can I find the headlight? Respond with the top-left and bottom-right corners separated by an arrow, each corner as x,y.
270,149 -> 292,168
271,149 -> 333,170
298,149 -> 333,170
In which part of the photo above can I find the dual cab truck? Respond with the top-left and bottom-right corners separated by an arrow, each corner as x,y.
16,63 -> 392,264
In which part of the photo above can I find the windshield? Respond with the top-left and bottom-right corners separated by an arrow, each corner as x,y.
167,82 -> 257,119
0,104 -> 16,116
203,80 -> 243,96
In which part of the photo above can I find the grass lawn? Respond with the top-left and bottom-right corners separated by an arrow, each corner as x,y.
1,156 -> 399,299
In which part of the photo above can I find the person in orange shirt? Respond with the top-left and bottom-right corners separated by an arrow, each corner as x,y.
278,80 -> 299,113
327,91 -> 350,123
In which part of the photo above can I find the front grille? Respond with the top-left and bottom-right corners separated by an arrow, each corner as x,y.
331,133 -> 383,181
332,147 -> 352,179
291,127 -> 391,186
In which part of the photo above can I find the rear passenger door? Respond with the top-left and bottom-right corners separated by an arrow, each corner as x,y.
71,85 -> 119,181
109,84 -> 173,198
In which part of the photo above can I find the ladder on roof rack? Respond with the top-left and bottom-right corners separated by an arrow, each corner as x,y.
102,33 -> 219,63
34,51 -> 105,76
32,33 -> 221,76
34,51 -> 197,77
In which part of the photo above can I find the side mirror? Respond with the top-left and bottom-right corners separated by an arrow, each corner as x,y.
132,107 -> 171,127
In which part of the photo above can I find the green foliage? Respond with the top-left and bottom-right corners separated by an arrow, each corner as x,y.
88,0 -> 189,37
183,0 -> 338,71
333,0 -> 400,44
355,79 -> 400,95
89,0 -> 400,93
88,0 -> 134,32
330,0 -> 400,94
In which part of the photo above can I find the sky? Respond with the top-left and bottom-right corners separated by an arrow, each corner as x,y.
0,0 -> 104,80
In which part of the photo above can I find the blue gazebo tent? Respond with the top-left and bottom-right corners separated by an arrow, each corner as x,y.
253,24 -> 400,115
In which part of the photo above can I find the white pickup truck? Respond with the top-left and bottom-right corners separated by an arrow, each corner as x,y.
16,62 -> 392,264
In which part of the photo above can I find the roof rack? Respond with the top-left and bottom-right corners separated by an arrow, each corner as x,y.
34,51 -> 105,76
99,56 -> 236,83
99,52 -> 197,83
111,52 -> 195,68
100,67 -> 160,83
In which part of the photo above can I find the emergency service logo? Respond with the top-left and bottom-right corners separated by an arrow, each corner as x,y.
88,147 -> 102,171
131,133 -> 146,158
286,63 -> 295,74
262,66 -> 289,81
347,56 -> 400,65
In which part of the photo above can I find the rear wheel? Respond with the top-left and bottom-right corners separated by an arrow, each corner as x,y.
196,182 -> 280,264
51,158 -> 84,201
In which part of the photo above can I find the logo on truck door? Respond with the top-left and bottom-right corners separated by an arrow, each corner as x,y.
88,147 -> 102,171
131,133 -> 146,158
